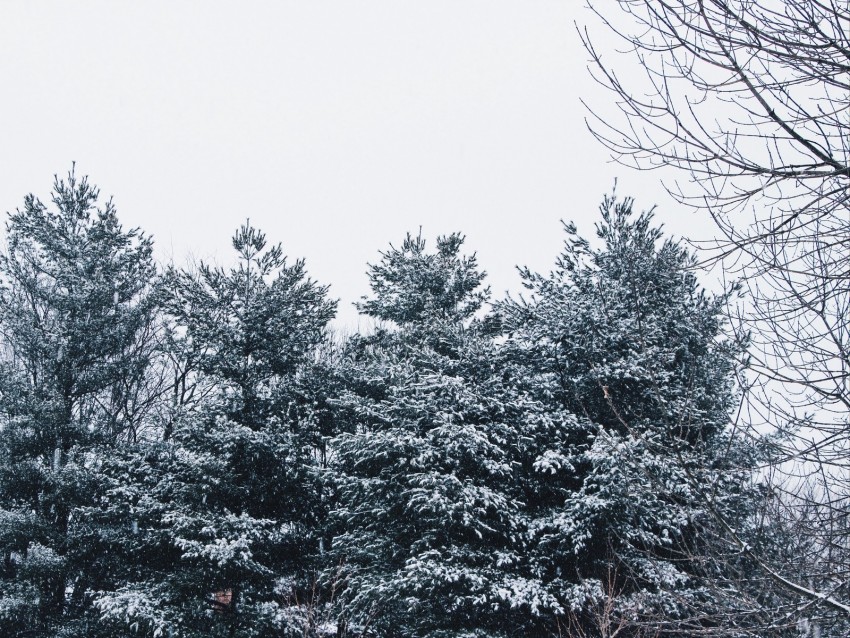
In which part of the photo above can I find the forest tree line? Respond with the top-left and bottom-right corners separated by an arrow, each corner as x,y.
0,171 -> 831,638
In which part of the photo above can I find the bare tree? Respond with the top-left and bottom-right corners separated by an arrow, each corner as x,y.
580,0 -> 850,634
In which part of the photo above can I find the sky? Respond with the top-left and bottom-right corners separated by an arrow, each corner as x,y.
0,1 -> 710,328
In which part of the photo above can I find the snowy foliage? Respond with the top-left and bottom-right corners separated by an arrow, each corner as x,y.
82,221 -> 338,637
496,194 -> 759,634
331,233 -> 551,636
0,171 -> 161,636
0,177 -> 774,637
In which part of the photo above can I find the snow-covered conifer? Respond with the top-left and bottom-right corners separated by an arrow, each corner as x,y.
497,195 -> 759,634
0,170 -> 161,636
91,222 -> 337,637
331,232 -> 555,637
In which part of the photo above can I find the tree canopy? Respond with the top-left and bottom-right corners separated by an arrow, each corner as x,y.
0,172 -> 786,637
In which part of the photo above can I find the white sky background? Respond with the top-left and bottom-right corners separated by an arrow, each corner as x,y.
0,1 -> 712,328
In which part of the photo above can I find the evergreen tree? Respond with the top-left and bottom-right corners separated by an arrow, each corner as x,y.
91,222 -> 337,637
331,232 -> 554,637
497,195 -> 758,635
0,174 -> 774,637
0,170 -> 162,636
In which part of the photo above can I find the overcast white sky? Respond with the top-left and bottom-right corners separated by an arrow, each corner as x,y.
0,1 -> 710,327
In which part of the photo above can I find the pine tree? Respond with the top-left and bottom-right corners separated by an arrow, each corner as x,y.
0,169 -> 162,636
331,232 -> 554,637
91,222 -> 337,637
496,195 -> 758,635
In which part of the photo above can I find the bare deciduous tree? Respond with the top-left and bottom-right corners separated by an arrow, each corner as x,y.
581,1 -> 850,634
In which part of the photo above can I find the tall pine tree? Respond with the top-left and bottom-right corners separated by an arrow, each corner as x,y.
331,232 -> 555,637
497,195 -> 758,635
91,222 -> 337,637
0,170 -> 162,636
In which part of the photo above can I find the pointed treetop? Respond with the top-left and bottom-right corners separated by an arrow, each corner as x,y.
358,229 -> 489,326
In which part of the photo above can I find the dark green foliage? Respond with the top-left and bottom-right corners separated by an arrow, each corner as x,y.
168,222 -> 335,411
90,222 -> 337,637
496,194 -> 756,634
0,169 -> 161,636
358,231 -> 489,325
0,174 -> 770,637
331,233 -> 555,638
